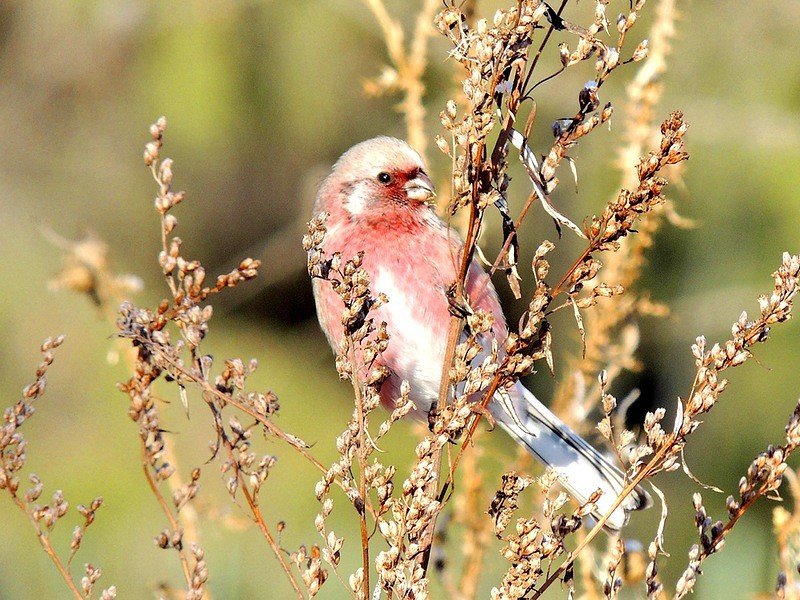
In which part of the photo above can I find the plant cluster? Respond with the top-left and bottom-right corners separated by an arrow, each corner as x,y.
3,1 -> 800,599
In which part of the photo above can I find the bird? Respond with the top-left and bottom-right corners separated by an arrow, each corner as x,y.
310,136 -> 650,531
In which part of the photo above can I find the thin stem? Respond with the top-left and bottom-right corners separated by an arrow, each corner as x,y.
109,223 -> 207,595
39,532 -> 84,600
141,444 -> 194,588
147,340 -> 329,475
241,483 -> 304,599
419,179 -> 481,573
2,475 -> 84,600
535,336 -> 779,600
150,161 -> 178,298
224,441 -> 304,600
362,0 -> 438,159
119,346 -> 206,596
350,363 -> 372,597
552,246 -> 593,298
777,469 -> 800,584
533,438 -> 674,598
201,386 -> 304,599
521,0 -> 569,95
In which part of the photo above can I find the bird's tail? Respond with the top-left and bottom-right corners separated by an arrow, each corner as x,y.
495,384 -> 651,532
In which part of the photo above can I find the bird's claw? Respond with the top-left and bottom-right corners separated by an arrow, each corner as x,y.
445,283 -> 472,319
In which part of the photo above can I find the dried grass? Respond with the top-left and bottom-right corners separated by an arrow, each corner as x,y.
3,1 -> 800,599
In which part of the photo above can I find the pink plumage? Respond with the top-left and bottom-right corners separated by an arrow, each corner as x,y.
311,136 -> 649,531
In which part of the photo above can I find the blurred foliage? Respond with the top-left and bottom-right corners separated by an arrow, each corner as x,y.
1,1 -> 799,598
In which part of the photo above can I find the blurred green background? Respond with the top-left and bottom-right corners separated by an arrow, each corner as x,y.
1,1 -> 799,598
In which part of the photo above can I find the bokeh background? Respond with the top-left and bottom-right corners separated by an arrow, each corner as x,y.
1,1 -> 800,598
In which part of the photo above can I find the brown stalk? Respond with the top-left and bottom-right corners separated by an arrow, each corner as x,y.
422,4 -> 538,572
138,334 -> 385,532
359,3 -> 472,577
146,157 -> 215,600
185,351 -> 303,598
39,535 -> 84,600
777,469 -> 800,588
350,356 -> 372,598
433,0 -> 624,477
533,438 -> 672,598
363,0 -> 440,159
455,443 -> 491,599
3,490 -> 84,600
212,422 -> 304,600
520,0 -> 569,96
141,445 -> 194,588
44,222 -> 206,596
483,187 -> 539,283
535,312 -> 796,597
690,488 -> 760,561
444,238 -> 621,485
143,341 -> 325,475
439,114 -> 689,577
242,481 -> 303,599
551,0 -> 680,422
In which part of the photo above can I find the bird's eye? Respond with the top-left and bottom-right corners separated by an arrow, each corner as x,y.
377,172 -> 392,185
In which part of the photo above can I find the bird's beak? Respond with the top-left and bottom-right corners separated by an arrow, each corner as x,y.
404,172 -> 436,204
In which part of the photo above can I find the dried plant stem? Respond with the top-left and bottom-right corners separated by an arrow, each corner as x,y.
131,118 -> 326,596
422,125 -> 498,575
149,160 -> 180,299
117,346 -> 207,597
688,493 -> 757,561
447,236 -> 642,490
420,316 -> 464,570
533,442 -> 671,598
4,491 -> 84,600
538,280 -> 800,597
2,337 -> 112,599
162,445 -> 203,570
141,328 -> 380,530
455,444 -> 491,600
520,0 -> 568,95
244,488 -> 302,598
352,371 -> 372,597
777,469 -> 800,587
551,0 -> 681,423
433,0 -> 637,510
363,0 -> 439,158
552,247 -> 594,298
217,437 -> 304,599
438,115 -> 689,576
420,190 -> 483,572
44,211 -> 205,595
41,540 -> 84,600
140,445 -> 194,588
152,346 -> 328,477
421,2 -> 564,576
676,398 -> 800,598
443,376 -> 503,488
484,187 -> 539,282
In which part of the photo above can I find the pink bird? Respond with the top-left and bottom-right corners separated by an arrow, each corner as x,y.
311,136 -> 649,531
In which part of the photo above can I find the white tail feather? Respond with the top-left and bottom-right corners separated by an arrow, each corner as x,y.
494,384 -> 650,532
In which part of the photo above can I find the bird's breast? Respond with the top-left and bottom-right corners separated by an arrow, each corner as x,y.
314,211 -> 507,418
371,264 -> 451,414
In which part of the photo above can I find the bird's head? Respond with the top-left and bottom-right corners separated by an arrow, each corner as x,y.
322,137 -> 436,219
